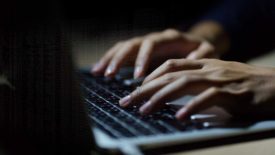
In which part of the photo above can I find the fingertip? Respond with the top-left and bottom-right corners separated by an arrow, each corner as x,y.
139,101 -> 151,115
134,66 -> 143,79
119,95 -> 131,107
104,69 -> 112,77
104,65 -> 116,77
176,108 -> 189,121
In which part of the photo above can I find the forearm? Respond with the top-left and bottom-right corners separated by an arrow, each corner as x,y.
188,20 -> 230,57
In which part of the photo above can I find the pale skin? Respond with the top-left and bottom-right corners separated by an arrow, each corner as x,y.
119,59 -> 275,120
92,21 -> 229,78
92,20 -> 275,120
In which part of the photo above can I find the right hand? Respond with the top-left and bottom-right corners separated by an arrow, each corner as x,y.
91,29 -> 217,78
120,58 -> 275,120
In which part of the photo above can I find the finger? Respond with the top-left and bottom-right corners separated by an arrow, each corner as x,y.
92,42 -> 123,75
134,39 -> 155,78
186,42 -> 215,60
139,76 -> 213,115
143,59 -> 203,84
175,87 -> 229,120
105,40 -> 140,77
119,80 -> 165,108
119,72 -> 181,107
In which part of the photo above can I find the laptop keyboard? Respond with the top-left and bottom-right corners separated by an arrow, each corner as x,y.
80,72 -> 206,138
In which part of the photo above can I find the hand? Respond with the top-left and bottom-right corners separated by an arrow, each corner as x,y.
92,29 -> 216,78
119,59 -> 275,120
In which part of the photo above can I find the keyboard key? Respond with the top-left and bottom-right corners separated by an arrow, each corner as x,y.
80,73 -> 207,138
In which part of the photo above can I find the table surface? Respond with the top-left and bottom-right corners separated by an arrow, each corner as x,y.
72,32 -> 275,155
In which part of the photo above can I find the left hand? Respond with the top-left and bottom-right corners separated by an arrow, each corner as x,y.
92,29 -> 216,78
119,59 -> 275,120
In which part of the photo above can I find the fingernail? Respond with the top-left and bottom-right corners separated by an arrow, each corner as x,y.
119,95 -> 131,107
139,101 -> 151,115
176,108 -> 188,120
105,65 -> 114,76
134,66 -> 142,78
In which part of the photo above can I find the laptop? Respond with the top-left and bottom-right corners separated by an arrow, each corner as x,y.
2,22 -> 275,155
79,67 -> 275,155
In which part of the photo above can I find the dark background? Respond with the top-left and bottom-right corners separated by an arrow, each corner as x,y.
60,0 -> 219,33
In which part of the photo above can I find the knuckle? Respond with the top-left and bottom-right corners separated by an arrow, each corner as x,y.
122,41 -> 138,51
214,67 -> 229,76
164,28 -> 178,34
115,41 -> 124,46
124,41 -> 134,47
165,59 -> 177,69
146,35 -> 159,43
146,32 -> 160,38
142,38 -> 155,45
129,37 -> 142,44
210,87 -> 221,95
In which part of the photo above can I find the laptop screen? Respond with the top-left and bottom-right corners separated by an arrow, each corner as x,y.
0,2 -> 94,153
